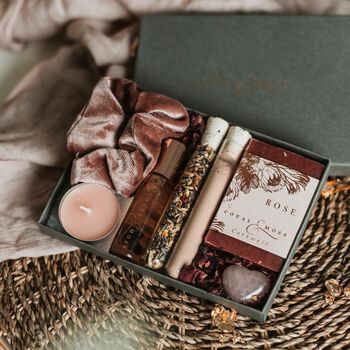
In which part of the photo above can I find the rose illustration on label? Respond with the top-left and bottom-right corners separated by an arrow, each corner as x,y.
211,218 -> 226,233
224,153 -> 310,201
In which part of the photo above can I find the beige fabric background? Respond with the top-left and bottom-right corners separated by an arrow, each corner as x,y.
0,0 -> 349,261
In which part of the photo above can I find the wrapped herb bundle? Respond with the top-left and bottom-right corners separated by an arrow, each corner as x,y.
143,117 -> 229,269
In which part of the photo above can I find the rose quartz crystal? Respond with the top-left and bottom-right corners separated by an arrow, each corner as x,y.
222,265 -> 270,305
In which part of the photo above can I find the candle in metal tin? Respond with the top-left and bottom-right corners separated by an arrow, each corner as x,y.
59,183 -> 121,241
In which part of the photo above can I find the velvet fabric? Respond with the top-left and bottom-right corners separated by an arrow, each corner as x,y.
68,77 -> 189,197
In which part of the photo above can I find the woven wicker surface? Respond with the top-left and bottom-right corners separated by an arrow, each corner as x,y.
0,179 -> 349,350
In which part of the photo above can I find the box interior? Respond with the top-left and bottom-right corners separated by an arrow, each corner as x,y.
39,111 -> 330,323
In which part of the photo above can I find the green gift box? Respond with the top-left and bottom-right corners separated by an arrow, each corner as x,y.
39,108 -> 330,323
134,15 -> 350,175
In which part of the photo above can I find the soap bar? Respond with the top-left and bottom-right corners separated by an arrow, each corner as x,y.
205,230 -> 283,272
247,139 -> 325,178
205,139 -> 324,272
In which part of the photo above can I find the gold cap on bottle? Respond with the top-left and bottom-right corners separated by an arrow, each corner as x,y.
154,139 -> 186,182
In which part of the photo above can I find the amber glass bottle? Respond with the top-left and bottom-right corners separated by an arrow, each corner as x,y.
109,139 -> 186,263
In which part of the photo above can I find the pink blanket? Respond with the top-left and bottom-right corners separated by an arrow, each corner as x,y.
0,0 -> 348,261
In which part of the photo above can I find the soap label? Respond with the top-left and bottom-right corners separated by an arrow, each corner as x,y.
210,152 -> 319,259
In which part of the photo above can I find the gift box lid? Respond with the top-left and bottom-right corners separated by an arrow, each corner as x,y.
134,15 -> 350,176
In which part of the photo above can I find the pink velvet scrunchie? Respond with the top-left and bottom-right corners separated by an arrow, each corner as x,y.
67,78 -> 189,197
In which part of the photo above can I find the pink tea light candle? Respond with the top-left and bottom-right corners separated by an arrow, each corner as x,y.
59,183 -> 120,241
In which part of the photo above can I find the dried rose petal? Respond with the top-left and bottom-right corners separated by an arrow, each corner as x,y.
178,267 -> 201,283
